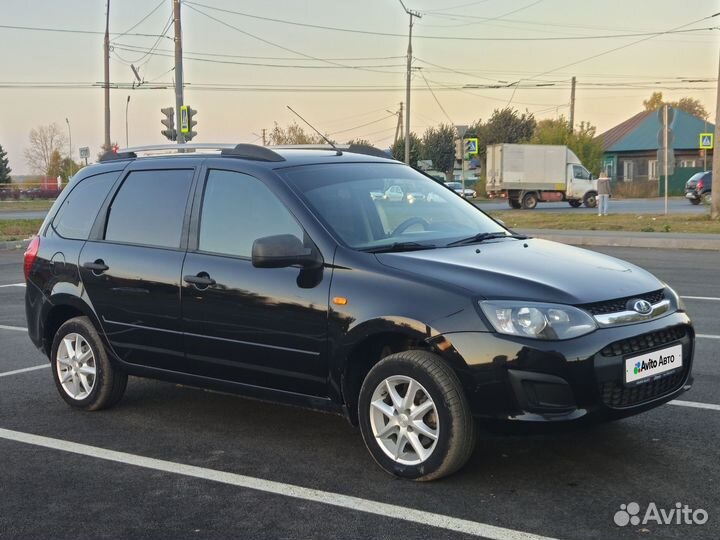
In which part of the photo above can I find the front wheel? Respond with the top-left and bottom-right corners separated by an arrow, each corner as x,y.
50,316 -> 127,411
689,197 -> 701,205
358,350 -> 476,481
702,192 -> 712,205
583,191 -> 598,208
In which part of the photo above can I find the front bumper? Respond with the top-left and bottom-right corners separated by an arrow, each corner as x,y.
685,191 -> 700,200
439,311 -> 694,423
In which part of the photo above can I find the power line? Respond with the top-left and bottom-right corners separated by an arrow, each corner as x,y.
111,12 -> 174,67
112,0 -> 166,41
328,115 -> 397,136
180,2 -> 717,42
419,70 -> 454,124
0,24 -> 169,38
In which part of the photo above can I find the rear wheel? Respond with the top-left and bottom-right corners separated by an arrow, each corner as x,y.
50,316 -> 127,411
508,198 -> 521,209
358,350 -> 476,481
521,192 -> 538,210
583,191 -> 598,208
568,200 -> 582,208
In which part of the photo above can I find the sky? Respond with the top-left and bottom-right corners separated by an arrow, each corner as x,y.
0,0 -> 718,174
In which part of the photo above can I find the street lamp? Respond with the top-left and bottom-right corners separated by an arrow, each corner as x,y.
125,95 -> 131,147
65,117 -> 72,160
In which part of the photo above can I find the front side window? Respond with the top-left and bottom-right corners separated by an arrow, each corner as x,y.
573,165 -> 590,180
105,169 -> 193,249
198,170 -> 303,258
52,172 -> 118,240
283,163 -> 505,250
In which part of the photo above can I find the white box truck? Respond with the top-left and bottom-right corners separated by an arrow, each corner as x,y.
485,144 -> 598,209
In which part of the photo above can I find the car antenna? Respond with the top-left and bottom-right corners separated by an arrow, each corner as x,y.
286,105 -> 342,155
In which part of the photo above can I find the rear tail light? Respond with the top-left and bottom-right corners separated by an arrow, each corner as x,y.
697,179 -> 704,190
23,236 -> 40,281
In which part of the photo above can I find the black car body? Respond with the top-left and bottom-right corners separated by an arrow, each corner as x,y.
685,171 -> 712,205
25,144 -> 694,480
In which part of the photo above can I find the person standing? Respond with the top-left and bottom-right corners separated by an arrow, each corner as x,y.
597,172 -> 612,216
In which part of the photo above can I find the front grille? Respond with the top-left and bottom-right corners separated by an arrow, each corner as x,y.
600,326 -> 686,357
597,326 -> 689,408
598,370 -> 686,408
582,289 -> 666,316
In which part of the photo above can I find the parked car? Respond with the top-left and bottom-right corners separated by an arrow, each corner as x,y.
383,185 -> 404,201
444,181 -> 477,198
25,143 -> 694,481
406,192 -> 426,204
685,171 -> 712,205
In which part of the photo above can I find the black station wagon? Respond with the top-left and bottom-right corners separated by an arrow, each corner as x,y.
25,143 -> 694,480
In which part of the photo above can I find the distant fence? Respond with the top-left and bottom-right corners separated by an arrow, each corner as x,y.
0,182 -> 64,200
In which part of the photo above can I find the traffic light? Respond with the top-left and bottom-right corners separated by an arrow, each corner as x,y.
181,105 -> 198,141
161,107 -> 177,141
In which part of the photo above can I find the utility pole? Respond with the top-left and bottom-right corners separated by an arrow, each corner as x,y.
664,104 -> 669,216
398,102 -> 404,143
103,0 -> 111,151
569,76 -> 576,133
173,0 -> 186,145
711,48 -> 720,219
125,95 -> 131,147
262,128 -> 266,146
399,1 -> 421,165
391,102 -> 403,146
65,118 -> 72,160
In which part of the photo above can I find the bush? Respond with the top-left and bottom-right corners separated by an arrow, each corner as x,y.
612,180 -> 658,199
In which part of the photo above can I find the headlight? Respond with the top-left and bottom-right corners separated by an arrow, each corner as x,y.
664,285 -> 685,312
479,301 -> 597,340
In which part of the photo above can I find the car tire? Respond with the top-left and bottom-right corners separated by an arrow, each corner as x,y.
583,191 -> 598,208
508,199 -> 521,209
521,192 -> 538,210
358,350 -> 476,481
50,316 -> 127,411
689,198 -> 701,205
568,200 -> 582,208
702,192 -> 712,205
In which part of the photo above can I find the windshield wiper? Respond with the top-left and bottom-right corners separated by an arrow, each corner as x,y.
446,232 -> 529,247
362,241 -> 437,254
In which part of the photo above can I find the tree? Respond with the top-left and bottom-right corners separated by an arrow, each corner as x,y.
267,122 -> 327,145
0,143 -> 11,184
346,138 -> 372,146
421,124 -> 456,180
24,123 -> 67,175
643,92 -> 709,119
47,150 -> 63,179
531,116 -> 604,175
61,157 -> 82,180
467,108 -> 536,160
390,132 -> 422,166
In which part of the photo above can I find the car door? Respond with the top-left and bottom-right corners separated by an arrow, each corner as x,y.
79,162 -> 197,371
569,164 -> 593,198
180,166 -> 331,397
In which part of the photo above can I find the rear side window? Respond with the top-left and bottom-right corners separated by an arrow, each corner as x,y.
105,169 -> 193,249
51,172 -> 118,240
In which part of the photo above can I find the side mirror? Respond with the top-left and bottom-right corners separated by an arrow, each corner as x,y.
590,174 -> 596,180
252,234 -> 322,269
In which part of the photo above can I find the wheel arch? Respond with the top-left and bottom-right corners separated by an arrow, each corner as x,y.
335,317 -> 468,425
41,293 -> 104,358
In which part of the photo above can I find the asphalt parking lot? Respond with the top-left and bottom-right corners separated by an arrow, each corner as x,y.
0,246 -> 718,540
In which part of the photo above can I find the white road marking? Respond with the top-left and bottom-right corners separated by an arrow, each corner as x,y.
697,334 -> 720,340
0,324 -> 27,332
681,296 -> 720,302
0,364 -> 49,378
0,283 -> 25,288
0,427 -> 556,540
669,400 -> 720,412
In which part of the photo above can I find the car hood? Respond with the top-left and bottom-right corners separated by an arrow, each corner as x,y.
375,238 -> 663,305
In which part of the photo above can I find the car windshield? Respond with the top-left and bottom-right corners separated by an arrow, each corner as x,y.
282,162 -> 506,250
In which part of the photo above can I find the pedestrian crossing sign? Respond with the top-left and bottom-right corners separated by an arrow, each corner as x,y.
699,133 -> 713,150
464,138 -> 478,155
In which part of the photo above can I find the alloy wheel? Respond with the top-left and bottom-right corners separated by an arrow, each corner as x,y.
56,333 -> 97,400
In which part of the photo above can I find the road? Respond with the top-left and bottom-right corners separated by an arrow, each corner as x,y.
0,246 -> 717,540
476,196 -> 705,214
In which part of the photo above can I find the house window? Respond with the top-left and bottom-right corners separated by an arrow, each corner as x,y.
679,159 -> 697,168
623,161 -> 634,181
648,160 -> 658,180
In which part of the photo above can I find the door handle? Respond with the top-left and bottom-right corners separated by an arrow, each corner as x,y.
183,272 -> 216,288
83,260 -> 109,274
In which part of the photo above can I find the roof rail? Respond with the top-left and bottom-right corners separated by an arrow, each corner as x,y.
98,143 -> 285,163
271,143 -> 394,160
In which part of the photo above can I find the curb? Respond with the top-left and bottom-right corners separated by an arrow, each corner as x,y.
520,231 -> 720,251
0,238 -> 31,252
